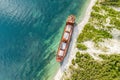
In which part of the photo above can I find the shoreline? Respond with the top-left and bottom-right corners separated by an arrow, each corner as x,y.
54,0 -> 97,80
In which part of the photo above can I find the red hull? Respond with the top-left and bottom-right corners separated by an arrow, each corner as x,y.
56,15 -> 75,62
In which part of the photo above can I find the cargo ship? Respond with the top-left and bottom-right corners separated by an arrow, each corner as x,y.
56,15 -> 75,62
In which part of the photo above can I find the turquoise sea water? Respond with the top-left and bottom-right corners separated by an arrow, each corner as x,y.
0,0 -> 89,80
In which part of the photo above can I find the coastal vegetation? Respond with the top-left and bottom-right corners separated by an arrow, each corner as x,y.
63,0 -> 120,80
76,0 -> 120,46
76,43 -> 87,50
77,23 -> 112,43
101,0 -> 120,6
64,53 -> 120,80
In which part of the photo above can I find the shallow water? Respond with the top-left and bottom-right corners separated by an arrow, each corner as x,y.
0,0 -> 88,80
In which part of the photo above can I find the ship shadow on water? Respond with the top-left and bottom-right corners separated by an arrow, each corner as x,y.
59,22 -> 78,69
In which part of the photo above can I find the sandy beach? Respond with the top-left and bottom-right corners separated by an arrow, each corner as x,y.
54,0 -> 97,80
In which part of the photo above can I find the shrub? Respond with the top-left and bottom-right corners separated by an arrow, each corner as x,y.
92,5 -> 101,12
76,52 -> 80,58
110,18 -> 120,30
64,54 -> 120,80
77,23 -> 112,43
77,43 -> 87,50
75,57 -> 80,63
72,59 -> 75,65
100,0 -> 120,6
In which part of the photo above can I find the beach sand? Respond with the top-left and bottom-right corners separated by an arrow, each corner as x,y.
54,0 -> 97,80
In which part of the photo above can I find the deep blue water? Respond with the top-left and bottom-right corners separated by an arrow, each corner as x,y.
0,0 -> 88,80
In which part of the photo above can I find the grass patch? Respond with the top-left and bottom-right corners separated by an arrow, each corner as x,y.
64,53 -> 120,80
101,0 -> 120,7
77,23 -> 112,43
72,59 -> 75,65
91,12 -> 106,19
92,5 -> 101,12
76,43 -> 87,50
110,17 -> 120,30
